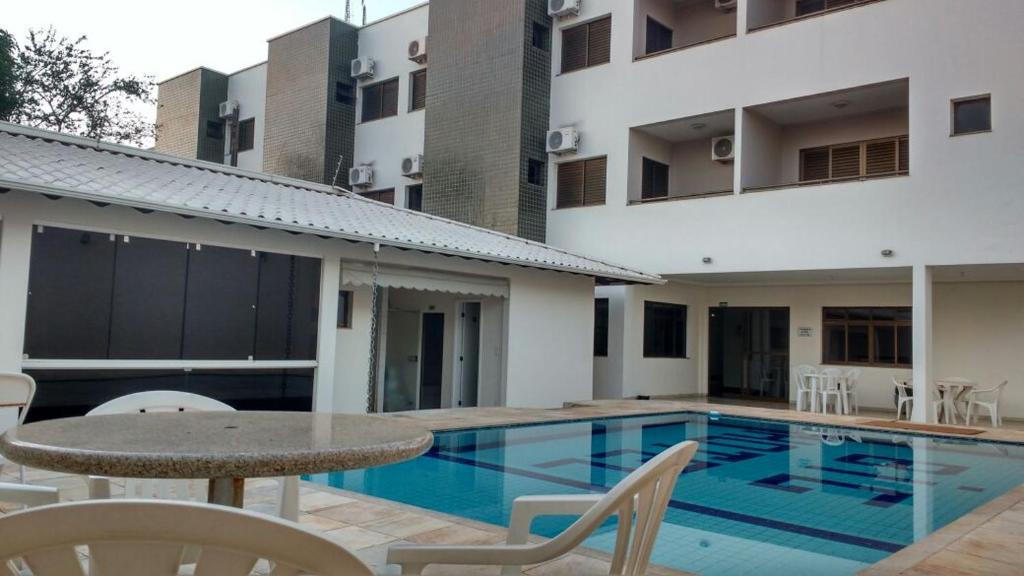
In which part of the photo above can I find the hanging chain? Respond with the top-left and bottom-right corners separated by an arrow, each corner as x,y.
365,244 -> 381,413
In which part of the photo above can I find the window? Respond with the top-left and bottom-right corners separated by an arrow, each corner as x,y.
358,188 -> 395,204
594,298 -> 609,357
796,0 -> 861,17
337,290 -> 353,328
527,158 -> 546,186
406,184 -> 423,211
641,157 -> 669,199
952,95 -> 991,136
645,17 -> 673,55
556,157 -> 606,208
799,135 -> 909,182
643,301 -> 687,358
532,21 -> 550,51
410,70 -> 427,112
561,16 -> 611,73
206,120 -> 224,140
237,118 -> 255,152
822,307 -> 912,367
361,78 -> 399,122
335,81 -> 354,105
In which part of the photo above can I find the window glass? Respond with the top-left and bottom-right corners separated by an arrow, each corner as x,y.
822,306 -> 911,367
952,96 -> 991,135
641,157 -> 669,199
594,298 -> 609,356
873,325 -> 896,365
237,118 -> 255,151
410,70 -> 427,111
407,184 -> 423,211
362,78 -> 399,122
206,120 -> 224,139
645,17 -> 673,54
531,21 -> 550,51
335,82 -> 354,105
822,325 -> 846,363
182,244 -> 259,359
25,226 -> 117,359
643,301 -> 687,358
847,325 -> 870,363
897,325 -> 913,365
337,290 -> 353,328
527,159 -> 546,186
254,253 -> 321,360
108,236 -> 188,359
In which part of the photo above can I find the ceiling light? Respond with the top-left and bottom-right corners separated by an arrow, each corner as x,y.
831,100 -> 851,109
691,122 -> 706,130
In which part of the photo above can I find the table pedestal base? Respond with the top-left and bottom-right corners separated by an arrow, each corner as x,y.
208,477 -> 245,508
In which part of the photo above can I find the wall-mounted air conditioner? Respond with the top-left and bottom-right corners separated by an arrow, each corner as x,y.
711,136 -> 735,162
349,165 -> 374,187
546,127 -> 579,155
402,154 -> 424,178
714,0 -> 737,11
548,0 -> 581,19
408,37 -> 427,64
218,100 -> 238,118
351,56 -> 375,79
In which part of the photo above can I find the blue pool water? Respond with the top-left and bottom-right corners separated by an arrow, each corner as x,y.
307,412 -> 1024,575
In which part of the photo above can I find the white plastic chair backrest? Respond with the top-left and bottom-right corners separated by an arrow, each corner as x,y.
0,499 -> 373,576
821,367 -> 844,390
86,390 -> 234,415
973,380 -> 1008,401
893,378 -> 912,398
794,365 -> 816,391
86,391 -> 235,501
0,373 -> 35,433
844,368 -> 862,390
532,440 -> 698,576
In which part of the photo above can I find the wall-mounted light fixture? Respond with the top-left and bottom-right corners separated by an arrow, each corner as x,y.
702,257 -> 713,264
881,249 -> 894,257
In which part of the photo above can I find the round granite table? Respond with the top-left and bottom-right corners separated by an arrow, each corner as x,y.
0,411 -> 433,507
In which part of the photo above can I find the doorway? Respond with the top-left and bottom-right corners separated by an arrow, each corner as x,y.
455,302 -> 481,407
708,307 -> 789,401
418,313 -> 444,409
382,310 -> 444,412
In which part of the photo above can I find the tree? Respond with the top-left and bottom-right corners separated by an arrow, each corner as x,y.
8,27 -> 154,146
0,29 -> 16,120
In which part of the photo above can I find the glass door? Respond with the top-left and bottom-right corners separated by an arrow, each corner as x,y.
708,307 -> 790,401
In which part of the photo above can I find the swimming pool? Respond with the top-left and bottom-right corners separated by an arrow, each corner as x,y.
307,412 -> 1024,575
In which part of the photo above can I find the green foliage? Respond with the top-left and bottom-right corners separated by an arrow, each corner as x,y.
0,29 -> 16,121
5,27 -> 154,145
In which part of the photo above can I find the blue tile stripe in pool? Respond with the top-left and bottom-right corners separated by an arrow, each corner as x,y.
307,412 -> 1024,576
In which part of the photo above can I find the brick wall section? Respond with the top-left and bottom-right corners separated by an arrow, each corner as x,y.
422,0 -> 551,242
154,69 -> 202,159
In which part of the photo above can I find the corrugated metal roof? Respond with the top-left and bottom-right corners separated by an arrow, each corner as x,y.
0,123 -> 660,284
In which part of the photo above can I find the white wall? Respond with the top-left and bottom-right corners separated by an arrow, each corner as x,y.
224,62 -> 267,172
546,0 -> 1024,276
353,4 -> 429,209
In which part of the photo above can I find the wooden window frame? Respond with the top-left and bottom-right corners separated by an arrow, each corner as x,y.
409,70 -> 427,112
361,77 -> 399,123
594,298 -> 609,357
643,300 -> 687,359
560,15 -> 612,74
555,156 -> 606,209
821,307 -> 912,368
950,94 -> 992,137
357,188 -> 395,205
799,135 -> 909,184
337,290 -> 353,329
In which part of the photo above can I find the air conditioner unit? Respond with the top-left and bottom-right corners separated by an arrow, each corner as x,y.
349,165 -> 374,187
546,127 -> 579,155
401,154 -> 423,178
548,0 -> 581,19
350,56 -> 375,80
711,135 -> 735,162
714,0 -> 737,11
218,100 -> 238,119
408,37 -> 427,64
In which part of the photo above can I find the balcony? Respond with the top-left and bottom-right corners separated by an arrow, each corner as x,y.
747,0 -> 884,32
740,79 -> 909,193
633,0 -> 737,60
628,109 -> 735,204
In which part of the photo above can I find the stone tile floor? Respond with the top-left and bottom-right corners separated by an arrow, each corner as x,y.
3,399 -> 1023,575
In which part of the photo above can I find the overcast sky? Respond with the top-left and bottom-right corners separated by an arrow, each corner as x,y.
3,0 -> 423,125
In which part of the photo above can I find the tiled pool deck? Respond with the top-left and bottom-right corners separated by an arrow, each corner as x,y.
2,399 -> 1022,575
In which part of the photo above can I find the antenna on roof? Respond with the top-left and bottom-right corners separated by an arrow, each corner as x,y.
330,154 -> 346,191
362,0 -> 367,25
344,0 -> 351,22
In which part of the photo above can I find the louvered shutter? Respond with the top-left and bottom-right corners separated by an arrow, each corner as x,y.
865,139 -> 898,175
362,84 -> 382,122
830,145 -> 861,179
584,157 -> 607,205
410,70 -> 427,111
381,79 -> 399,117
561,24 -> 588,72
587,17 -> 612,66
800,147 -> 829,181
898,137 -> 909,172
557,161 -> 585,208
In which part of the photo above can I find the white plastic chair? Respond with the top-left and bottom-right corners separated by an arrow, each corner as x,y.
965,381 -> 1008,427
85,391 -> 299,522
0,499 -> 373,576
387,440 -> 699,576
842,368 -> 861,415
893,378 -> 914,420
0,373 -> 36,484
0,481 -> 59,508
819,367 -> 845,415
793,365 -> 817,412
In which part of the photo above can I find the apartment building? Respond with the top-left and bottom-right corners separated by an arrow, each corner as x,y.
155,0 -> 1024,422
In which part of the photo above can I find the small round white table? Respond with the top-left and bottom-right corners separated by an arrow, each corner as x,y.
935,379 -> 975,424
0,411 -> 433,508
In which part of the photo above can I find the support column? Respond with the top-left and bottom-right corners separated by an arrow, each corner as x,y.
312,256 -> 341,413
0,217 -> 33,372
911,264 -> 935,423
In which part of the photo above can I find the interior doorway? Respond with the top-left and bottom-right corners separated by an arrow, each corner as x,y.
708,307 -> 790,401
418,313 -> 444,409
455,302 -> 481,407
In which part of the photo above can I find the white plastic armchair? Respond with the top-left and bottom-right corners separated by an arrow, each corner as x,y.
85,391 -> 299,522
0,499 -> 373,576
793,365 -> 817,412
387,440 -> 699,576
0,372 -> 36,483
0,482 -> 58,508
966,381 -> 1008,427
893,378 -> 913,421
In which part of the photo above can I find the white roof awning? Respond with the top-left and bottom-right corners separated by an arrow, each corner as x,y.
342,262 -> 509,298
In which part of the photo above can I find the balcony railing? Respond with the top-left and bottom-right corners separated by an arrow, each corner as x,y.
747,0 -> 886,33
